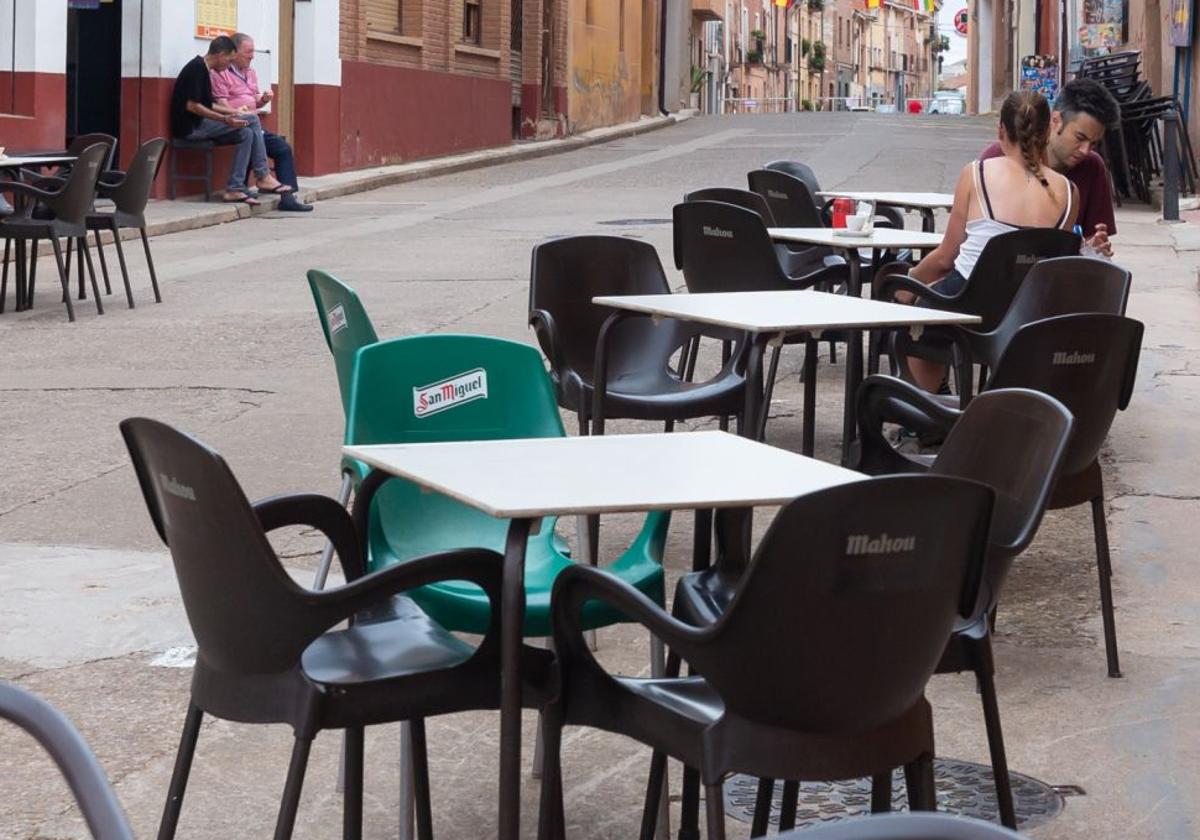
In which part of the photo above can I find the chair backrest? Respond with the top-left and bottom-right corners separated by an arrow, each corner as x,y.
955,228 -> 1082,331
307,270 -> 381,414
46,143 -> 108,228
346,335 -> 564,563
529,235 -> 691,394
764,159 -> 823,200
694,475 -> 993,732
108,137 -> 167,216
682,187 -> 776,224
0,681 -> 135,840
673,200 -> 793,293
120,417 -> 338,674
747,168 -> 825,228
988,313 -> 1143,477
932,389 -> 1074,609
774,812 -> 1026,839
1001,255 -> 1131,320
67,132 -> 117,171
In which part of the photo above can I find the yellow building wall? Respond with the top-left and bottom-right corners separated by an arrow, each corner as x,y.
569,0 -> 646,131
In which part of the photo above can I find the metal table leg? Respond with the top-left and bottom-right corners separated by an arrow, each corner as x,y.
499,517 -> 533,840
840,255 -> 864,465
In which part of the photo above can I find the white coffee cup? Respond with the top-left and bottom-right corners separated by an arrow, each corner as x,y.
845,214 -> 868,232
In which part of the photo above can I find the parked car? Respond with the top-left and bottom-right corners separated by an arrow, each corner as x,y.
930,91 -> 966,115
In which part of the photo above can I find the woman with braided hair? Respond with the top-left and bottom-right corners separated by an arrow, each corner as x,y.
897,89 -> 1079,391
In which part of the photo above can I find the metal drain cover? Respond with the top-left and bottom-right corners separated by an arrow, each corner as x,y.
596,218 -> 672,226
723,759 -> 1064,831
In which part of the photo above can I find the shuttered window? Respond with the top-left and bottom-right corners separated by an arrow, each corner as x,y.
366,0 -> 401,34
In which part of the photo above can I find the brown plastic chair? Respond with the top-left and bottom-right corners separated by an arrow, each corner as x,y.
0,143 -> 108,320
857,313 -> 1144,681
0,681 -> 134,840
537,475 -> 995,840
120,417 -> 553,840
85,137 -> 168,308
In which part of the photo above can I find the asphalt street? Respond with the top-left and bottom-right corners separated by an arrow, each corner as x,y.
0,112 -> 1197,838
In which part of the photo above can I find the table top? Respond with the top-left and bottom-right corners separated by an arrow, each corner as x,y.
0,155 -> 76,169
816,191 -> 955,209
592,289 -> 980,334
345,431 -> 865,518
769,226 -> 944,250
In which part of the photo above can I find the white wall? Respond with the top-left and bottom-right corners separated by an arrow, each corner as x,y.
295,0 -> 341,86
0,0 -> 68,74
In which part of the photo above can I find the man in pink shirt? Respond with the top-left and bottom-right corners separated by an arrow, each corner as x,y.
211,32 -> 312,212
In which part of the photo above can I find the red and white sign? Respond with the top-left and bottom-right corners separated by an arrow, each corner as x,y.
954,7 -> 969,35
413,369 -> 489,418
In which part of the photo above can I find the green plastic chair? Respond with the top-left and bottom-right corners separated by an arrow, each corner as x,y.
347,333 -> 670,636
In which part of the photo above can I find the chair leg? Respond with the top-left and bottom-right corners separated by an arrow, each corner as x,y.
79,237 -> 103,314
977,646 -> 1017,829
703,782 -> 726,840
26,237 -> 37,307
93,228 -> 113,295
75,234 -> 85,300
48,237 -> 74,322
536,709 -> 566,840
904,753 -> 936,812
140,226 -> 163,303
410,719 -> 434,840
274,734 -> 315,840
343,726 -> 364,840
157,703 -> 204,840
750,778 -> 774,836
314,472 -> 355,590
639,749 -> 668,840
399,722 -> 415,840
679,766 -> 701,840
1,236 -> 9,313
64,235 -> 72,289
1091,494 -> 1122,678
779,780 -> 799,831
870,772 -> 892,813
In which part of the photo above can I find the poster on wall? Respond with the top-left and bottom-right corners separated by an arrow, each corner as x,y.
1170,0 -> 1193,47
1077,0 -> 1127,51
1021,55 -> 1060,100
196,0 -> 238,39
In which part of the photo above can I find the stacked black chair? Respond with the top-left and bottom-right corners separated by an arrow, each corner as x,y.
857,312 -> 1144,680
0,142 -> 108,320
871,228 -> 1081,381
121,417 -> 552,840
0,680 -> 135,840
538,475 -> 995,840
529,235 -> 747,436
85,137 -> 168,308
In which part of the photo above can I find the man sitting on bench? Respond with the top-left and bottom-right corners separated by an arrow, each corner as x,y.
169,36 -> 290,205
210,32 -> 312,212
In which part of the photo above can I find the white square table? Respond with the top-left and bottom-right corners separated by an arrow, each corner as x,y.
344,430 -> 864,840
592,290 -> 980,462
815,191 -> 954,232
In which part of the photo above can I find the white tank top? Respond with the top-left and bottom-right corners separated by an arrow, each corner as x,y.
954,160 -> 1073,278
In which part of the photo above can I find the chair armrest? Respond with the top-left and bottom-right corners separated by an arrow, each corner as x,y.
253,492 -> 365,582
528,308 -> 566,384
855,375 -> 962,473
0,180 -> 61,202
551,564 -> 708,666
97,171 -> 127,196
873,272 -> 953,306
875,204 -> 906,229
306,548 -> 503,629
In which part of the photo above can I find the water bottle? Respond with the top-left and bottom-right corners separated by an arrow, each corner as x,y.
1074,224 -> 1099,258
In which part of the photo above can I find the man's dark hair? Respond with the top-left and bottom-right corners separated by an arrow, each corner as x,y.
207,36 -> 237,56
1054,78 -> 1120,129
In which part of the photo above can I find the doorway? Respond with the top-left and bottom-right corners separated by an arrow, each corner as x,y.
67,0 -> 122,144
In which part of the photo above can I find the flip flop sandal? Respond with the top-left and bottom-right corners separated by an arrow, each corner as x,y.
261,184 -> 293,194
223,192 -> 262,206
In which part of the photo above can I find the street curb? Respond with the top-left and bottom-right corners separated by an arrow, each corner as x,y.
133,112 -> 686,243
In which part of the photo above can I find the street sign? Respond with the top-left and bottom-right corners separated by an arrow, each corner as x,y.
954,7 -> 969,35
1170,0 -> 1193,47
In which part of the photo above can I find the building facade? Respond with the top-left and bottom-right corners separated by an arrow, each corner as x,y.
821,0 -> 937,108
0,0 -> 662,196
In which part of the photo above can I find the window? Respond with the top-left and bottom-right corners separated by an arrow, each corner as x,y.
367,0 -> 420,37
619,0 -> 626,52
586,0 -> 595,25
463,0 -> 481,44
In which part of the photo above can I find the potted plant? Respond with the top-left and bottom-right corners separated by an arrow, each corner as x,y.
747,49 -> 763,64
689,66 -> 710,109
802,38 -> 811,57
808,40 -> 826,72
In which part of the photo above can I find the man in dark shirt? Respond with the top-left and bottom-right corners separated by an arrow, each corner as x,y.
980,79 -> 1121,256
170,36 -> 285,204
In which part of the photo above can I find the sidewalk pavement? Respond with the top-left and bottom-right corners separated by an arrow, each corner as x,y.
118,113 -> 686,244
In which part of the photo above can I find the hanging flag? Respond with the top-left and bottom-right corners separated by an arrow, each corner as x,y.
867,0 -> 881,9
923,0 -> 936,12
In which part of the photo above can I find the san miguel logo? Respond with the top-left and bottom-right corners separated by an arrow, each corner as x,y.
413,368 -> 489,418
845,533 -> 916,556
1053,351 -> 1096,366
